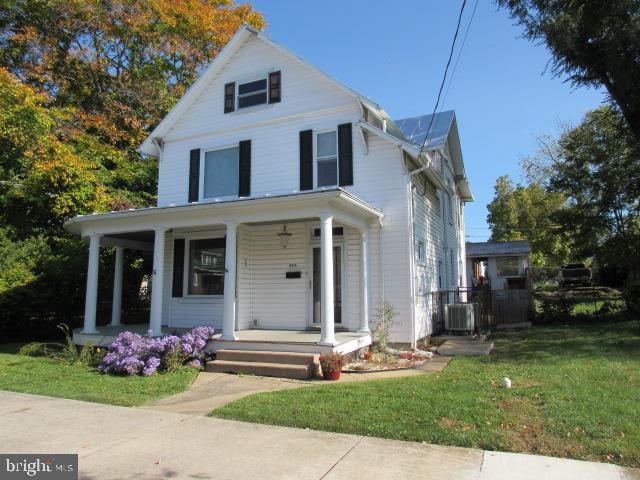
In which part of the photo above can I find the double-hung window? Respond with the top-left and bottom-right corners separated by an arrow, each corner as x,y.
188,238 -> 225,295
316,131 -> 338,187
203,146 -> 239,199
237,78 -> 268,108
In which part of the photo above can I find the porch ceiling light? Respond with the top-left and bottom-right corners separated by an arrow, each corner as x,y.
277,223 -> 292,248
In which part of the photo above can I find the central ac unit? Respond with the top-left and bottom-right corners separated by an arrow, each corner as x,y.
445,303 -> 475,332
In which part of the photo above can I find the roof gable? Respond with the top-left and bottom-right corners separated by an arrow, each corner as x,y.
139,25 -> 380,157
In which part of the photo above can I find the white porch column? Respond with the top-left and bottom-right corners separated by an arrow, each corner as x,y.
222,222 -> 238,341
319,215 -> 336,346
149,227 -> 167,336
110,246 -> 124,326
358,229 -> 371,333
82,234 -> 101,334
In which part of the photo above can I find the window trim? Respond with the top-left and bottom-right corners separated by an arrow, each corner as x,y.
177,231 -> 227,299
199,143 -> 240,201
314,129 -> 339,189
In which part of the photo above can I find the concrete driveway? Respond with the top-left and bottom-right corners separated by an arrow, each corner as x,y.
0,390 -> 637,480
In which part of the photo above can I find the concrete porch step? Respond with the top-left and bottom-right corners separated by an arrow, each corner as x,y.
216,349 -> 319,365
205,360 -> 314,380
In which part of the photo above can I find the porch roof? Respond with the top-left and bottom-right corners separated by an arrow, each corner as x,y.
64,188 -> 383,241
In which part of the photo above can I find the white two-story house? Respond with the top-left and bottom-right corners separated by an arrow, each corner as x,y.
66,25 -> 473,354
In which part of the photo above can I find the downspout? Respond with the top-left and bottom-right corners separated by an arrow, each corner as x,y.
379,216 -> 385,324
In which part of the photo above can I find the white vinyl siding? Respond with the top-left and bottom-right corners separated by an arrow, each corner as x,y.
410,155 -> 466,339
155,34 -> 437,343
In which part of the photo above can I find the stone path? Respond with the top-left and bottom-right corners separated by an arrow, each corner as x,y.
437,338 -> 494,356
144,355 -> 451,415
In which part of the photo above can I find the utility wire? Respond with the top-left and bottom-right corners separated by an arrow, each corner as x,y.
441,0 -> 480,109
417,0 -> 468,157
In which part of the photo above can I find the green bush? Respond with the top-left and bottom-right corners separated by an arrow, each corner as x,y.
537,295 -> 576,322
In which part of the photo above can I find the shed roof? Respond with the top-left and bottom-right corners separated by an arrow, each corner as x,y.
466,240 -> 531,257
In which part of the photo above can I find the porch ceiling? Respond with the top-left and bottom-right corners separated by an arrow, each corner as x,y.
64,188 -> 384,238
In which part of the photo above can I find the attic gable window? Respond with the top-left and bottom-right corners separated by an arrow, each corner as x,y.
225,71 -> 281,113
237,78 -> 268,108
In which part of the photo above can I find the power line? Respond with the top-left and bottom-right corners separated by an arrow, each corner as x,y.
441,0 -> 480,109
417,0 -> 468,157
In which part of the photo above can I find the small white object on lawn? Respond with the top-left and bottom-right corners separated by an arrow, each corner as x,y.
501,377 -> 512,388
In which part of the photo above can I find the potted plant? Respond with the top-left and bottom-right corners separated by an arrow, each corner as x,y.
319,352 -> 345,380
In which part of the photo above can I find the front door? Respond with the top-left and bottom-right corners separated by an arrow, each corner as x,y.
312,246 -> 342,324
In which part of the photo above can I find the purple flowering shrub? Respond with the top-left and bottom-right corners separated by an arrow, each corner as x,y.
99,326 -> 215,376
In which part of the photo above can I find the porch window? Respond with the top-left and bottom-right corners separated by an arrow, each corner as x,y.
188,238 -> 226,295
203,146 -> 239,199
496,256 -> 519,277
316,131 -> 338,187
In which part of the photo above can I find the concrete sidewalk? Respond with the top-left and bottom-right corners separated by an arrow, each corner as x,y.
0,390 -> 637,480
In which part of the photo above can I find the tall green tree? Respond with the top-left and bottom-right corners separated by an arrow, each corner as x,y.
496,0 -> 640,142
487,175 -> 571,265
550,105 -> 640,265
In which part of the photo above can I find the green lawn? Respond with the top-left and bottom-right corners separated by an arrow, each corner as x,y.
0,344 -> 198,406
212,320 -> 640,467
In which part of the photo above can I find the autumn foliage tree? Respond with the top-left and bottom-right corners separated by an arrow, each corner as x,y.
0,0 -> 265,338
1,0 -> 265,152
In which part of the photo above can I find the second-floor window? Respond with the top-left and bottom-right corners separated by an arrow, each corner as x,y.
203,146 -> 239,199
316,130 -> 338,187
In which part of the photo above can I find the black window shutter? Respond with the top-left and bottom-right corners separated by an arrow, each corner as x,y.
172,239 -> 185,297
338,123 -> 353,186
224,82 -> 235,113
188,148 -> 200,202
268,71 -> 281,104
238,140 -> 251,197
299,130 -> 313,191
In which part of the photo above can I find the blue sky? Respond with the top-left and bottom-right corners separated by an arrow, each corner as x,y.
250,0 -> 605,241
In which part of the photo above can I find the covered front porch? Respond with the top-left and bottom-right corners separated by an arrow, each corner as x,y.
66,189 -> 382,354
73,323 -> 371,354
